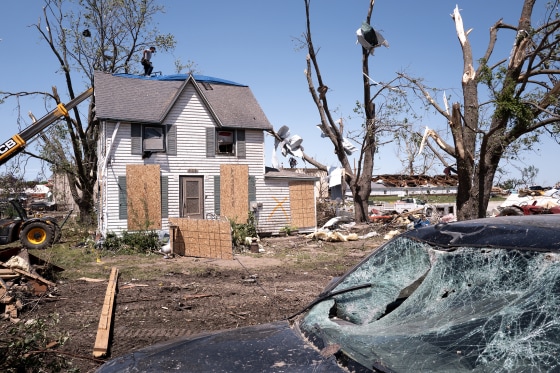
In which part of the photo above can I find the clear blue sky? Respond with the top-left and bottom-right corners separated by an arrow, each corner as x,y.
1,0 -> 557,187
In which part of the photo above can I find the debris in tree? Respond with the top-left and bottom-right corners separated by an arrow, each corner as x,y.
356,22 -> 389,54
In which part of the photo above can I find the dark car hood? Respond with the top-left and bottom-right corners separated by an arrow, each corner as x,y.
95,320 -> 353,372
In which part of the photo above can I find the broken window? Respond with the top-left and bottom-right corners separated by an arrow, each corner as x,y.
205,128 -> 245,158
299,236 -> 560,372
216,130 -> 235,155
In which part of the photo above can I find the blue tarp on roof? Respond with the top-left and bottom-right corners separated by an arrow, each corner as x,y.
111,73 -> 247,87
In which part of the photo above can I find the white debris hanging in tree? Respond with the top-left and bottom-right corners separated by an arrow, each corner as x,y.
316,123 -> 358,155
272,125 -> 305,168
356,21 -> 389,55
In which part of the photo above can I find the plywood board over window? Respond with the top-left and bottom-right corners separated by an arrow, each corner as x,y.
126,164 -> 161,230
289,180 -> 316,229
220,164 -> 249,223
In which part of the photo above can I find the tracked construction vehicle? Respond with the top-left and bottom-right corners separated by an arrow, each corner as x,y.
0,88 -> 92,250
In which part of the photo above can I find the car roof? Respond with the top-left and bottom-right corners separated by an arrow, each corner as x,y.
403,215 -> 560,251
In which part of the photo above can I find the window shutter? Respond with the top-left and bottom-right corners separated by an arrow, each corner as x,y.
161,175 -> 169,218
206,128 -> 215,158
248,175 -> 256,208
166,125 -> 177,156
237,129 -> 246,159
118,176 -> 127,219
214,175 -> 220,215
131,124 -> 142,155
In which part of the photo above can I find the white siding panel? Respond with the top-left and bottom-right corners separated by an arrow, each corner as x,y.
255,178 -> 292,234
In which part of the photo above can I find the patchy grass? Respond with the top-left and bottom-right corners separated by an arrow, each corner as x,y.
30,245 -> 190,281
23,229 -> 383,283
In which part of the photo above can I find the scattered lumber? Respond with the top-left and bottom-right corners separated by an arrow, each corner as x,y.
93,267 -> 119,358
0,249 -> 62,321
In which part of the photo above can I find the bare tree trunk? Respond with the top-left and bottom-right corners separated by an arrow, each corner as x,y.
302,0 -> 378,223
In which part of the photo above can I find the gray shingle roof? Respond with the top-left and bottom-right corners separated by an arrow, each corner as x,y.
93,71 -> 272,130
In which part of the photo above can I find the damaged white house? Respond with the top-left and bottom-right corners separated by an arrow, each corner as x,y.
93,72 -> 317,238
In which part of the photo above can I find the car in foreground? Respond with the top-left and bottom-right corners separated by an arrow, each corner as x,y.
96,215 -> 560,372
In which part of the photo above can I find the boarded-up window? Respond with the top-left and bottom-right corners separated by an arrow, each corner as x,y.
219,164 -> 248,223
214,174 -> 255,217
289,180 -> 316,229
126,164 -> 162,230
119,173 -> 168,221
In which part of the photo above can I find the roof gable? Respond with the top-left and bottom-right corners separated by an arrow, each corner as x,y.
93,71 -> 272,130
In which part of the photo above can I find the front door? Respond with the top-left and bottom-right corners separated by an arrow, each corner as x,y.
180,176 -> 204,219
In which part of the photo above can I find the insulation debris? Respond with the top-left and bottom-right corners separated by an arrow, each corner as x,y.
306,230 -> 359,242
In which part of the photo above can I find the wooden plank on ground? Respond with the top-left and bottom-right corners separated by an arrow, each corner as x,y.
93,267 -> 119,358
0,268 -> 18,280
12,268 -> 56,287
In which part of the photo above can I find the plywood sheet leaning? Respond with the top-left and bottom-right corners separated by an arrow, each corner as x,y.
289,180 -> 316,229
93,267 -> 119,358
169,217 -> 233,260
220,164 -> 248,223
126,164 -> 161,230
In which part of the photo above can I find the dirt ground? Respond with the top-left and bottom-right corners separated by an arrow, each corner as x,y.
1,227 -> 390,372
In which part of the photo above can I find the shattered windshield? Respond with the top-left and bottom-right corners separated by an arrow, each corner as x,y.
299,236 -> 560,372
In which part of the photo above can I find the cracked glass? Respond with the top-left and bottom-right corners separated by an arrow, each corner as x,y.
299,236 -> 560,372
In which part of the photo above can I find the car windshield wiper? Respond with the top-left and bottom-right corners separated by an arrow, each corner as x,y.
286,283 -> 372,320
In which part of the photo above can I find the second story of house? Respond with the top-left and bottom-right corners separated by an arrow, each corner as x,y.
93,71 -> 273,176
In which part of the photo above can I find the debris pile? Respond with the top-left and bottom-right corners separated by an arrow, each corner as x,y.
497,188 -> 560,216
0,247 -> 61,322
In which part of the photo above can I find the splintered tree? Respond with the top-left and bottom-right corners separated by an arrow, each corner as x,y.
398,1 -> 560,220
290,0 -> 393,222
0,0 -> 175,223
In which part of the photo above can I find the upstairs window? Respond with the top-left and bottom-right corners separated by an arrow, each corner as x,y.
217,130 -> 235,155
206,127 -> 245,159
143,125 -> 165,152
131,123 -> 177,157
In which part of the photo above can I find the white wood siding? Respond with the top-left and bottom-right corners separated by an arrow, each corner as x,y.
254,178 -> 292,234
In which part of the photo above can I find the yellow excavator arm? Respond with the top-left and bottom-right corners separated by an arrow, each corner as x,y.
0,87 -> 93,166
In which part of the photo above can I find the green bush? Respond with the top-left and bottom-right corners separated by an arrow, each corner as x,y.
230,212 -> 257,249
100,230 -> 161,254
